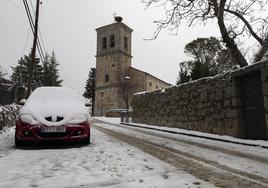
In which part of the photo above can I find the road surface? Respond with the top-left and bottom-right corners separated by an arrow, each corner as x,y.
0,118 -> 267,188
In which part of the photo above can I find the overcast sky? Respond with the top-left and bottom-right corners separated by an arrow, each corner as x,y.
1,0 -> 221,94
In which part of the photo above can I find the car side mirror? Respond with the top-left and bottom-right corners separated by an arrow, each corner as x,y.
19,99 -> 27,105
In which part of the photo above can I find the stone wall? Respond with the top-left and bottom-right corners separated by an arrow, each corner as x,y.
0,105 -> 19,130
132,60 -> 268,139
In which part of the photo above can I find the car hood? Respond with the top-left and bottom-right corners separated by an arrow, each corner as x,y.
19,100 -> 88,126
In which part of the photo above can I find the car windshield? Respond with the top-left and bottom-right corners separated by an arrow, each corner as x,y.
27,87 -> 82,104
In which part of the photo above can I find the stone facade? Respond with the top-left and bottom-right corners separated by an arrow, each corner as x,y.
132,60 -> 268,140
94,19 -> 171,116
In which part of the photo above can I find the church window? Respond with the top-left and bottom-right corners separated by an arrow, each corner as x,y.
149,82 -> 152,87
105,74 -> 109,82
110,35 -> 115,48
102,37 -> 107,49
156,85 -> 158,89
124,36 -> 128,50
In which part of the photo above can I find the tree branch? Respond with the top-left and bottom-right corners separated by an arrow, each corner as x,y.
224,8 -> 264,45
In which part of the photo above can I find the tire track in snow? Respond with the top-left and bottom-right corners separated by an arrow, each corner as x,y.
94,124 -> 268,188
94,119 -> 268,166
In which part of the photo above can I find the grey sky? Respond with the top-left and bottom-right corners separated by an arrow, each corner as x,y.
1,0 -> 221,94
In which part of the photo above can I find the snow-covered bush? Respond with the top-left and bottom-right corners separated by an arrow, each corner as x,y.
0,105 -> 19,130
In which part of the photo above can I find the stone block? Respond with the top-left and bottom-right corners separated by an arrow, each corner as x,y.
200,90 -> 207,101
216,89 -> 223,101
225,109 -> 239,118
262,82 -> 268,96
225,86 -> 235,99
231,98 -> 242,107
261,67 -> 268,82
216,102 -> 222,111
224,100 -> 231,108
264,96 -> 268,111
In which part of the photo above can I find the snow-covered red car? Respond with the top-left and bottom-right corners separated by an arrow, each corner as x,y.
15,87 -> 91,146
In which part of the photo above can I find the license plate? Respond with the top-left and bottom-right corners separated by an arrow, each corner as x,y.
41,126 -> 66,133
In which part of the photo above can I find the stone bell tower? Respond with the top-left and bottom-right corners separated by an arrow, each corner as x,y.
94,17 -> 133,116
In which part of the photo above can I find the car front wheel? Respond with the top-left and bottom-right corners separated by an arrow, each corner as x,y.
81,134 -> 90,145
15,137 -> 25,147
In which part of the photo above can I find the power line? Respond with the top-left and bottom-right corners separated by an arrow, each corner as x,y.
24,0 -> 45,62
38,27 -> 47,54
7,0 -> 24,12
23,0 -> 43,62
29,0 -> 47,56
28,0 -> 35,15
21,27 -> 31,56
38,0 -> 47,55
7,0 -> 46,61
22,0 -> 45,63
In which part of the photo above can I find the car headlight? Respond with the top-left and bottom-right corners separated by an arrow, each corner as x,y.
69,113 -> 88,124
20,114 -> 38,125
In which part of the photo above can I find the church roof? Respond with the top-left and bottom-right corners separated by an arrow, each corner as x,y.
129,67 -> 172,86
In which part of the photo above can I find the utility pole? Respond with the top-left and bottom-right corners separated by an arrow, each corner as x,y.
26,0 -> 40,97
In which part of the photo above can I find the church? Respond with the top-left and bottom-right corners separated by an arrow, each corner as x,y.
94,17 -> 171,116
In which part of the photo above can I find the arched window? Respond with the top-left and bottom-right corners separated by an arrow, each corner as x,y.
110,35 -> 115,48
124,36 -> 128,50
102,37 -> 107,49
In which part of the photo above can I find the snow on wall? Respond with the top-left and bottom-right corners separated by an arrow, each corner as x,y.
0,105 -> 19,130
132,60 -> 268,139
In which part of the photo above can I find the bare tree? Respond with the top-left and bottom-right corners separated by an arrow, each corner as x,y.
255,34 -> 268,62
118,75 -> 131,110
116,66 -> 139,110
142,0 -> 268,67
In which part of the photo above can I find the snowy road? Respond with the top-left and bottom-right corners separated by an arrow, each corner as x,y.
0,125 -> 214,188
93,118 -> 268,188
1,118 -> 268,188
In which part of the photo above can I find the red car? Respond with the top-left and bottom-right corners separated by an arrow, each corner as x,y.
15,87 -> 91,146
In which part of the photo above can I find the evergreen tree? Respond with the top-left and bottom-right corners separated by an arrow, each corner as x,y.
83,68 -> 96,114
41,51 -> 63,86
190,61 -> 210,80
11,50 -> 63,92
177,37 -> 237,84
49,51 -> 62,86
11,51 -> 43,87
0,66 -> 7,83
41,54 -> 51,86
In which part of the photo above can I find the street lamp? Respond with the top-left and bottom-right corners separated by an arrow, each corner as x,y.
124,76 -> 130,111
100,91 -> 104,116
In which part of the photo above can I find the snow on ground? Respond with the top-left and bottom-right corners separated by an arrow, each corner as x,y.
94,117 -> 268,179
95,117 -> 268,147
0,127 -> 215,188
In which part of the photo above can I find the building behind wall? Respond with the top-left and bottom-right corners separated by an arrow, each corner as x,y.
94,17 -> 171,116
